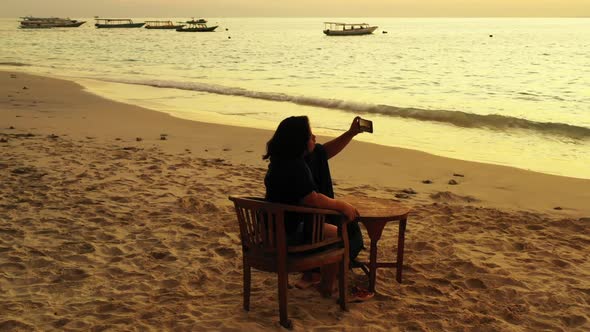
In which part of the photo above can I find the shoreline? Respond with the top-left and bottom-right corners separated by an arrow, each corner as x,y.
1,69 -> 589,331
2,69 -> 589,216
5,63 -> 590,180
77,76 -> 590,181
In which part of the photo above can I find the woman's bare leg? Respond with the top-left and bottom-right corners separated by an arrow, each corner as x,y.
319,224 -> 338,296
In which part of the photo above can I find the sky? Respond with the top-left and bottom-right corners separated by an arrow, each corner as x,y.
2,0 -> 589,18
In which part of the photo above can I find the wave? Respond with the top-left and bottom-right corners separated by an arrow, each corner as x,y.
0,62 -> 30,67
109,78 -> 590,140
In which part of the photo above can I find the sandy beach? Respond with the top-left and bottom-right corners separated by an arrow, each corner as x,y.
1,70 -> 589,331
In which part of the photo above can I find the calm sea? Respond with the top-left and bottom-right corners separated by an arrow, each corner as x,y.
1,18 -> 589,179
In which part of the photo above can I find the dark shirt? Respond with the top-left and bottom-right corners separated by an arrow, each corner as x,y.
265,143 -> 331,203
265,153 -> 317,236
265,157 -> 317,205
264,143 -> 363,258
304,144 -> 334,199
264,144 -> 332,236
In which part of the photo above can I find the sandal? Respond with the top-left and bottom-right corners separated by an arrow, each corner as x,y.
348,286 -> 374,303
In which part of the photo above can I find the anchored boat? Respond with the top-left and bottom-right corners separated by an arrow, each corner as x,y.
323,22 -> 378,36
20,16 -> 86,29
95,18 -> 145,28
176,22 -> 218,32
145,20 -> 185,30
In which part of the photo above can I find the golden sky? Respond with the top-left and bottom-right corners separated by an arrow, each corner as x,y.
3,0 -> 590,17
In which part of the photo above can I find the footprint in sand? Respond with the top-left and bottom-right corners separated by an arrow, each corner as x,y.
562,315 -> 587,328
96,303 -> 119,314
53,268 -> 90,282
109,196 -> 131,203
465,278 -> 486,289
150,251 -> 177,261
0,262 -> 26,272
100,246 -> 125,257
525,224 -> 544,231
214,247 -> 237,258
430,191 -> 478,203
178,196 -> 220,213
58,242 -> 96,254
160,279 -> 180,288
52,318 -> 70,328
408,285 -> 444,296
30,258 -> 54,268
106,266 -> 126,277
88,217 -> 109,225
512,242 -> 528,251
430,278 -> 452,286
0,320 -> 35,331
411,241 -> 434,251
180,222 -> 197,230
551,259 -> 570,268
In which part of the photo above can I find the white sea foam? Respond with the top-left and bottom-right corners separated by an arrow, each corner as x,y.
110,78 -> 590,140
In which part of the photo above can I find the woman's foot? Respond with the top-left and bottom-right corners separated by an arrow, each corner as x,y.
294,272 -> 321,289
348,286 -> 374,302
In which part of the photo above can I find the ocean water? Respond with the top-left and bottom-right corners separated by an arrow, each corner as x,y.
1,17 -> 589,179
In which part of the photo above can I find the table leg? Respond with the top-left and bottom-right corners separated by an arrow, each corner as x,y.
396,218 -> 407,283
362,220 -> 386,293
369,239 -> 378,293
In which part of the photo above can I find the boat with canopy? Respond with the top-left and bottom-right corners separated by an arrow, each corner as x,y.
94,18 -> 145,28
323,22 -> 378,36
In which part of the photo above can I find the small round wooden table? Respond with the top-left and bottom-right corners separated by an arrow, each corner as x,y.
341,195 -> 411,293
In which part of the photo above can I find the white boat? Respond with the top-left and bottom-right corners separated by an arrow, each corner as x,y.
323,22 -> 378,36
20,16 -> 86,29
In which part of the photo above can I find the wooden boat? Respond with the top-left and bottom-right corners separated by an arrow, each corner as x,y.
323,22 -> 378,36
145,20 -> 184,30
95,18 -> 145,28
176,22 -> 218,32
20,16 -> 86,29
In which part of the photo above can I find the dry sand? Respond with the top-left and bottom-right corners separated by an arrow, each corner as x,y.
1,70 -> 589,331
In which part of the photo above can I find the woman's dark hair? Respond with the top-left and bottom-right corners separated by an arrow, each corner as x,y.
263,116 -> 311,160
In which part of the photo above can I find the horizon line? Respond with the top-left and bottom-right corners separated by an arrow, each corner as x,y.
2,16 -> 590,19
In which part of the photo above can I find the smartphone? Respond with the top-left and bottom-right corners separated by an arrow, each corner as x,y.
359,118 -> 373,133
